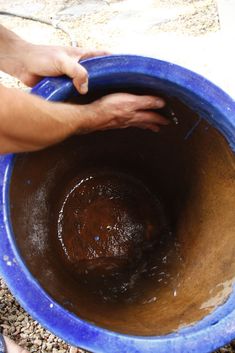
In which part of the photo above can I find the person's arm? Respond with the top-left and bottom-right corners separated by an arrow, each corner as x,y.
0,25 -> 169,154
0,84 -> 168,154
0,24 -> 108,93
0,84 -> 84,153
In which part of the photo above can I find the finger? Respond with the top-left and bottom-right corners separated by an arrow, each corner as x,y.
134,111 -> 170,125
131,95 -> 166,110
56,55 -> 88,94
4,336 -> 30,353
80,50 -> 111,59
20,73 -> 42,87
137,123 -> 160,132
65,47 -> 111,59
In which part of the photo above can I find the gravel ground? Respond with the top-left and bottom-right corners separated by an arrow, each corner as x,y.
0,279 -> 84,353
0,1 -> 234,352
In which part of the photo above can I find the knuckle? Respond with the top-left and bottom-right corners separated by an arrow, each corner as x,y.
78,66 -> 88,80
115,115 -> 124,125
148,97 -> 156,106
54,52 -> 66,70
129,96 -> 139,107
54,51 -> 65,64
139,112 -> 152,122
143,97 -> 155,108
72,64 -> 87,82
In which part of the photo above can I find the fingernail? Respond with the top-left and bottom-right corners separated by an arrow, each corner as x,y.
156,98 -> 165,108
80,80 -> 88,94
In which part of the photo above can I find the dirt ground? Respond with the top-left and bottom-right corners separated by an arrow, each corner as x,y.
0,0 -> 235,352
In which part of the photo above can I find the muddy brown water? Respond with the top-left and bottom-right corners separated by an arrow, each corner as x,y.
55,167 -> 181,304
10,95 -> 235,335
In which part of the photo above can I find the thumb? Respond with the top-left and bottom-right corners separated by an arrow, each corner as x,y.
57,55 -> 89,94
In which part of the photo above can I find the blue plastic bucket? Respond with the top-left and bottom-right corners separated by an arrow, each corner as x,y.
0,55 -> 235,353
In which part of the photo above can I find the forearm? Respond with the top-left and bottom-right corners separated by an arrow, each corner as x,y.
0,25 -> 28,77
0,84 -> 89,154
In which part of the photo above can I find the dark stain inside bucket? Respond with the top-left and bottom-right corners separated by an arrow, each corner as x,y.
55,168 -> 182,304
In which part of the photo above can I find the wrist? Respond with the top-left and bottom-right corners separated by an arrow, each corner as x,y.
69,103 -> 101,134
39,101 -> 96,141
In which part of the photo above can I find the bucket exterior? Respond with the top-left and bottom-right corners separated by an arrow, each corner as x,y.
0,55 -> 235,353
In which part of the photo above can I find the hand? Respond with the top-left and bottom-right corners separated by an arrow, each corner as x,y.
0,25 -> 108,93
79,93 -> 169,133
8,42 -> 108,94
0,87 -> 168,154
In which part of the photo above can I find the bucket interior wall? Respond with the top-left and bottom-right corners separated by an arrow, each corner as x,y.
9,92 -> 235,336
